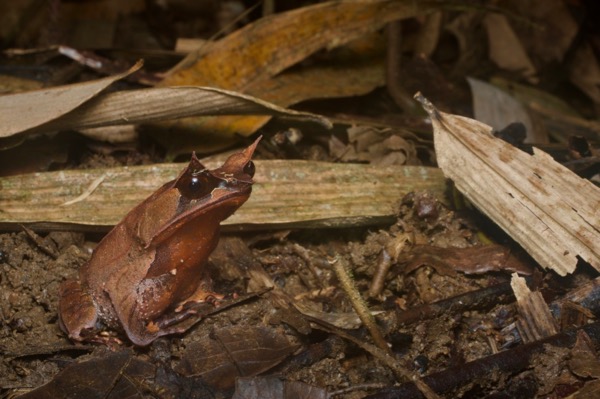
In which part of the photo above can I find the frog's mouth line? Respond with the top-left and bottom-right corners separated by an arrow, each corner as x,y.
147,183 -> 253,248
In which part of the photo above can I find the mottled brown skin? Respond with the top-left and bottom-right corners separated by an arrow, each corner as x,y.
58,138 -> 260,346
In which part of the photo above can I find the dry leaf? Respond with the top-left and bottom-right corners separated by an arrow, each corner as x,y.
490,76 -> 600,144
403,244 -> 533,276
0,79 -> 330,146
483,13 -> 537,83
417,93 -> 600,276
330,126 -> 417,166
175,326 -> 296,390
165,1 -> 433,89
0,160 -> 446,231
0,73 -> 44,94
569,331 -> 600,379
293,300 -> 363,329
17,351 -> 148,399
569,43 -> 600,106
0,61 -> 141,143
414,11 -> 442,57
156,0 -> 437,153
467,77 -> 539,143
509,0 -> 578,64
568,380 -> 600,399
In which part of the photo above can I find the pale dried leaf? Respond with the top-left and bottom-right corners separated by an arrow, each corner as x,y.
3,85 -> 331,142
467,77 -> 538,143
0,160 -> 446,231
79,125 -> 138,144
483,13 -> 537,83
0,61 -> 141,139
417,93 -> 600,276
39,86 -> 331,132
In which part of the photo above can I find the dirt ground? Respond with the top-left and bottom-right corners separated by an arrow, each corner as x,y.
1,1 -> 600,398
2,186 -> 598,398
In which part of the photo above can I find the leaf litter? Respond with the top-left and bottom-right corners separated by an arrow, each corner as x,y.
1,0 -> 600,398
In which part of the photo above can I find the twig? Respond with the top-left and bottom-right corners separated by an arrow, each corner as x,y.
329,255 -> 389,352
368,249 -> 392,298
396,281 -> 516,325
308,316 -> 442,399
364,320 -> 600,398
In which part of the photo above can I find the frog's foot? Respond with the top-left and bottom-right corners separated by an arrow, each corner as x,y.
152,288 -> 225,331
155,300 -> 218,330
148,289 -> 271,340
174,289 -> 225,312
84,331 -> 124,348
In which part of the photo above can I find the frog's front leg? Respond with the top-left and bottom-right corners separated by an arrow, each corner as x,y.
117,275 -> 223,346
154,293 -> 223,330
58,279 -> 99,342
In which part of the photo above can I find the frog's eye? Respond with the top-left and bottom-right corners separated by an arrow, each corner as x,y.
243,161 -> 255,177
177,171 -> 215,199
188,176 -> 201,193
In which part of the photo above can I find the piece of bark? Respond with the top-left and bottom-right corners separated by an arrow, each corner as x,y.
0,160 -> 445,231
511,273 -> 558,342
416,93 -> 600,276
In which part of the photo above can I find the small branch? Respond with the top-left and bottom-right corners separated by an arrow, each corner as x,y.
364,320 -> 600,398
329,255 -> 389,352
309,316 -> 442,399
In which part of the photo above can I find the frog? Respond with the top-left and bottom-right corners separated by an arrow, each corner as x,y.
58,137 -> 260,346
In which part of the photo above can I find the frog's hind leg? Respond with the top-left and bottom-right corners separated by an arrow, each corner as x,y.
58,279 -> 99,342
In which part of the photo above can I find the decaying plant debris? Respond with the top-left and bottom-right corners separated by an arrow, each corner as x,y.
2,0 -> 600,398
2,190 -> 600,398
417,93 -> 600,277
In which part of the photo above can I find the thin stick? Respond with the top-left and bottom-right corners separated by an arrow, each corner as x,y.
329,255 -> 389,352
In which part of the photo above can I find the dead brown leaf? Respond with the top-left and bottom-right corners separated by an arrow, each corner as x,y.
17,351 -> 151,399
569,330 -> 600,379
156,0 -> 437,153
329,126 -> 418,166
483,13 -> 537,83
417,93 -> 600,276
175,326 -> 297,391
403,244 -> 533,276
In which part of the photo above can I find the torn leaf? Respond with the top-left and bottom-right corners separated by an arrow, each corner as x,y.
416,93 -> 600,276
